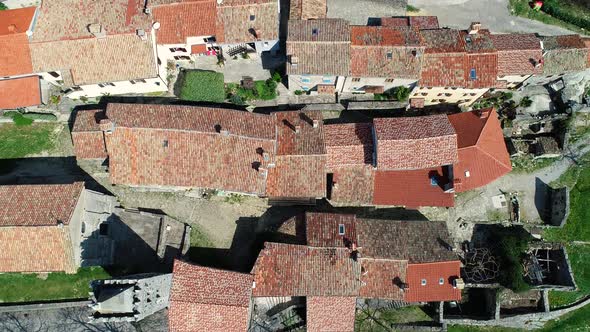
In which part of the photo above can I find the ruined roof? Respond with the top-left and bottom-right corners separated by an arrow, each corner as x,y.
490,33 -> 541,51
372,168 -> 455,207
448,108 -> 512,192
251,242 -> 362,297
30,34 -> 158,86
305,212 -> 357,247
350,26 -> 423,47
405,261 -> 462,302
380,16 -> 440,30
31,0 -> 151,42
542,35 -> 587,50
0,226 -> 76,273
169,260 -> 252,332
306,297 -> 357,332
0,183 -> 84,227
324,123 -> 374,167
152,1 -> 218,44
0,76 -> 41,110
290,0 -> 327,20
421,29 -> 465,53
373,115 -> 458,170
216,0 -> 278,44
541,35 -> 590,74
356,219 -> 458,263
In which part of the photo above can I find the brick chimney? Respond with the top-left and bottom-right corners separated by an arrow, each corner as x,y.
312,119 -> 319,128
99,119 -> 114,133
294,125 -> 301,134
468,22 -> 481,35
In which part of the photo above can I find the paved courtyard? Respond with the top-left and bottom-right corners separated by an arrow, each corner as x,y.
327,0 -> 407,25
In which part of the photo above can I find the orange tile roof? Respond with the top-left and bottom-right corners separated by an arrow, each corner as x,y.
405,261 -> 462,302
448,108 -> 512,192
373,168 -> 455,207
0,33 -> 33,77
0,76 -> 41,109
307,297 -> 356,332
358,259 -> 407,300
153,1 -> 218,44
305,212 -> 357,247
0,226 -> 76,273
0,7 -> 36,35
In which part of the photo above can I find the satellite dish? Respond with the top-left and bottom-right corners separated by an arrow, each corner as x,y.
153,22 -> 161,30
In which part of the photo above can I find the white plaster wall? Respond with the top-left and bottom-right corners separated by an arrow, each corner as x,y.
288,74 -> 337,92
38,71 -> 64,86
66,77 -> 168,99
68,188 -> 86,269
342,77 -> 417,93
411,86 -> 488,106
498,75 -> 532,89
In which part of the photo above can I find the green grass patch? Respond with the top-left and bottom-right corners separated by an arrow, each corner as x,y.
225,79 -> 277,104
549,244 -> 590,308
356,305 -> 432,331
0,267 -> 111,303
178,70 -> 226,103
406,4 -> 420,12
448,326 -> 524,332
508,0 -> 589,35
0,123 -> 57,158
511,155 -> 559,173
190,224 -> 214,248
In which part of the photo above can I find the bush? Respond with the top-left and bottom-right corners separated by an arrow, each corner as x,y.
393,86 -> 410,101
179,70 -> 226,103
542,0 -> 590,31
0,3 -> 7,10
241,52 -> 250,59
23,113 -> 57,121
229,94 -> 245,105
491,226 -> 532,292
520,96 -> 533,108
11,113 -> 33,126
406,4 -> 419,12
294,90 -> 304,96
271,71 -> 282,82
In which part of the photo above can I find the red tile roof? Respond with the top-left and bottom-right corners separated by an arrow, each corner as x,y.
152,1 -> 218,44
448,108 -> 512,192
0,226 -> 76,273
405,261 -> 462,302
274,111 -> 325,156
350,26 -> 422,47
329,165 -> 374,205
72,109 -> 106,132
307,297 -> 356,332
358,259 -> 407,300
324,123 -> 373,168
216,0 -> 278,44
0,7 -> 36,35
289,0 -> 327,20
374,115 -> 458,170
305,212 -> 357,247
419,52 -> 467,87
0,183 -> 84,227
0,76 -> 41,110
380,16 -> 439,30
491,33 -> 541,51
373,168 -> 454,207
251,242 -> 362,297
0,33 -> 33,77
169,260 -> 252,332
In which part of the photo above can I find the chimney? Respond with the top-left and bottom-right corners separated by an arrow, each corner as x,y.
7,24 -> 18,34
468,22 -> 481,35
136,29 -> 147,41
262,152 -> 270,161
99,119 -> 114,133
88,23 -> 106,38
290,55 -> 299,66
312,119 -> 319,128
294,125 -> 301,134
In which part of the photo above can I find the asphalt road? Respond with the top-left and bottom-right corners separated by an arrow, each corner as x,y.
409,0 -> 576,35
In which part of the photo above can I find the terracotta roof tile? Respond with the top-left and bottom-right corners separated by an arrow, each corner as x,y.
356,219 -> 458,263
0,7 -> 36,35
405,261 -> 462,302
266,155 -> 326,198
72,109 -> 107,132
358,259 -> 407,300
350,26 -> 423,47
372,168 -> 455,207
31,0 -> 150,42
329,165 -> 374,205
30,33 -> 158,86
542,35 -> 587,50
251,242 -> 362,297
0,183 -> 84,227
351,44 -> 424,78
421,29 -> 465,53
419,53 -> 466,87
216,0 -> 278,44
307,297 -> 356,332
288,19 -> 350,42
274,111 -> 325,155
325,123 -> 373,167
490,33 -> 541,51
305,212 -> 357,247
152,1 -> 218,44
449,108 -> 512,192
290,0 -> 327,20
0,226 -> 76,273
374,115 -> 458,170
379,16 -> 439,30
0,33 -> 33,77
0,76 -> 41,110
169,260 -> 252,332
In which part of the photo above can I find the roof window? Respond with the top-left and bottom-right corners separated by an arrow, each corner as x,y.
421,279 -> 427,286
250,15 -> 256,21
338,224 -> 345,235
430,176 -> 438,186
312,28 -> 318,36
439,278 -> 444,285
386,52 -> 393,60
163,140 -> 169,148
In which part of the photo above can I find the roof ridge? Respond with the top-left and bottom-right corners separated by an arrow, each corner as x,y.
475,144 -> 512,171
473,108 -> 493,146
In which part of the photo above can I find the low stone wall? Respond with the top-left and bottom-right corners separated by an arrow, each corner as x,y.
0,300 -> 90,313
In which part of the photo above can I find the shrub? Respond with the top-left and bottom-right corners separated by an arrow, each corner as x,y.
229,94 -> 245,105
49,95 -> 61,105
294,90 -> 304,96
178,70 -> 225,103
406,4 -> 419,12
520,96 -> 533,108
241,52 -> 250,59
393,86 -> 410,101
271,71 -> 282,82
79,96 -> 89,103
491,226 -> 532,292
0,3 -> 7,10
23,113 -> 57,121
11,113 -> 33,126
542,0 -> 590,31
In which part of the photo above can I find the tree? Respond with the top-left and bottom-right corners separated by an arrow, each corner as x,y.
393,86 -> 410,101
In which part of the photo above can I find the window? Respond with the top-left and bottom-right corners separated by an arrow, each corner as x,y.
250,14 -> 256,21
163,139 -> 169,148
98,83 -> 106,88
439,278 -> 444,285
169,47 -> 187,52
386,52 -> 393,60
338,224 -> 345,235
312,28 -> 318,36
421,279 -> 427,286
48,71 -> 60,78
72,86 -> 82,91
302,86 -> 309,91
470,68 -> 477,80
322,77 -> 332,83
385,78 -> 394,83
430,176 -> 438,186
107,82 -> 115,87
301,77 -> 311,83
352,78 -> 360,82
136,79 -> 147,83
174,55 -> 191,60
465,170 -> 470,178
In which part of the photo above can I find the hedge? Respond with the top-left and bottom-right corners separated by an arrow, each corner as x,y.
542,0 -> 590,31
